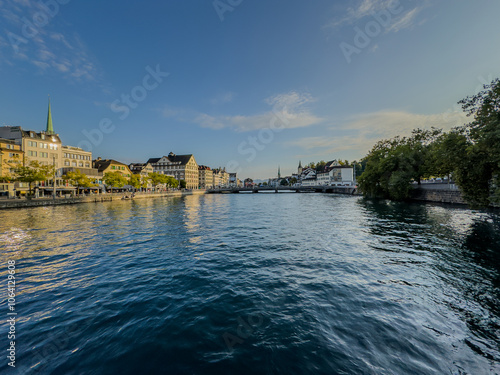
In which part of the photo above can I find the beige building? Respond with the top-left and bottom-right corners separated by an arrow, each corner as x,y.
63,146 -> 92,169
198,165 -> 213,189
213,168 -> 229,188
0,138 -> 24,178
147,152 -> 199,189
0,126 -> 63,167
94,158 -> 132,179
0,138 -> 24,197
129,162 -> 154,188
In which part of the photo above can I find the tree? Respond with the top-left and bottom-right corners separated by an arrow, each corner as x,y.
280,179 -> 288,186
128,174 -> 141,191
13,160 -> 54,197
103,172 -> 127,192
456,78 -> 500,206
358,128 -> 442,200
165,176 -> 179,188
289,177 -> 297,185
148,172 -> 167,186
315,160 -> 327,172
262,182 -> 268,186
179,179 -> 187,189
63,169 -> 94,195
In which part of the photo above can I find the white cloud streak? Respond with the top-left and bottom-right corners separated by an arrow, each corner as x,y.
0,1 -> 99,82
192,91 -> 323,132
288,109 -> 468,157
325,0 -> 427,33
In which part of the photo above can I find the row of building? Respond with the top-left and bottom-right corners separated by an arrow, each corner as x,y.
266,160 -> 355,187
0,101 -> 241,197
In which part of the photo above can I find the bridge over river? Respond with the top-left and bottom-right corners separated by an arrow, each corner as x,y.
207,186 -> 359,195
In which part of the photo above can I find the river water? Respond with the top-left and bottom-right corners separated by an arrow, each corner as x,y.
0,193 -> 499,374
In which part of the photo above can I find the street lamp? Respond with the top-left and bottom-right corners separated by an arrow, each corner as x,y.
52,156 -> 56,200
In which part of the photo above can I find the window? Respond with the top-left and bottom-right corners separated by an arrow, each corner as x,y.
28,151 -> 37,157
85,163 -> 90,168
28,141 -> 37,147
41,134 -> 45,140
79,162 -> 83,167
72,161 -> 77,167
40,152 -> 48,158
64,161 -> 70,166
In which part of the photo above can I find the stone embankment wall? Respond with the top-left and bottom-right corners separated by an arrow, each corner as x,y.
410,189 -> 466,205
0,190 -> 206,210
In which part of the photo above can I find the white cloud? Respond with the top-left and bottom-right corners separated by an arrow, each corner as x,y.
0,1 -> 99,83
386,7 -> 421,33
288,109 -> 468,158
193,91 -> 322,132
210,92 -> 236,105
325,0 -> 427,34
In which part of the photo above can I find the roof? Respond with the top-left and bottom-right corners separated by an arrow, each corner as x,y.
146,157 -> 161,164
147,153 -> 195,166
93,159 -> 129,172
167,153 -> 193,165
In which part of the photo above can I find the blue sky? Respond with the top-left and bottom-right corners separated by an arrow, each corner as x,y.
1,0 -> 500,179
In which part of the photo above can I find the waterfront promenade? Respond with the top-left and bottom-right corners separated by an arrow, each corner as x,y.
0,190 -> 207,210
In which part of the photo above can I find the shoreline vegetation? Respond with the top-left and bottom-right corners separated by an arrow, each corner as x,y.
357,78 -> 500,208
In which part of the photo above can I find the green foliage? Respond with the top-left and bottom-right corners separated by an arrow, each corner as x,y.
103,171 -> 127,190
280,179 -> 288,186
148,172 -> 166,186
148,173 -> 179,188
457,78 -> 500,206
179,179 -> 187,189
315,160 -> 327,172
63,169 -> 95,194
358,128 -> 442,200
13,160 -> 54,195
358,77 -> 500,207
128,174 -> 141,190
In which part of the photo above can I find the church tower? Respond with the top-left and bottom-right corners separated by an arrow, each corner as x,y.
46,97 -> 55,135
298,160 -> 303,175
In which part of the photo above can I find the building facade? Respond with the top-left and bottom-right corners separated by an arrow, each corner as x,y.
198,165 -> 213,189
62,146 -> 92,169
147,152 -> 199,189
93,158 -> 132,178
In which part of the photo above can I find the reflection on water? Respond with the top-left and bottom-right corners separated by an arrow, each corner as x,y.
0,195 -> 498,374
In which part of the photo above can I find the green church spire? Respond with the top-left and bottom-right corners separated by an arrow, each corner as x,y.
278,165 -> 281,179
46,97 -> 54,135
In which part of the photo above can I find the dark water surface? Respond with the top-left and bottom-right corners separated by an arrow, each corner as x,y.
1,194 -> 499,374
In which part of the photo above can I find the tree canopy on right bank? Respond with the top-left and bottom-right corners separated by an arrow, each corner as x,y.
358,78 -> 500,208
